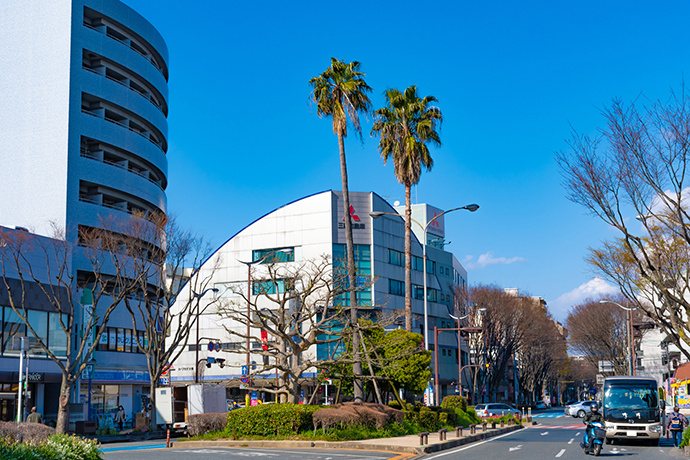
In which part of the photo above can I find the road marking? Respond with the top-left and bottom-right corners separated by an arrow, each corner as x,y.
541,432 -> 549,436
102,443 -> 166,452
575,432 -> 581,436
568,438 -> 574,444
555,449 -> 566,457
509,445 -> 522,452
424,429 -> 523,459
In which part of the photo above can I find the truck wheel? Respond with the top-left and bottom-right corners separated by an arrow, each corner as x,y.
578,410 -> 586,418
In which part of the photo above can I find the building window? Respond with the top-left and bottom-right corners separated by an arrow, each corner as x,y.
2,307 -> 26,355
252,279 -> 287,295
389,279 -> 404,296
333,244 -> 371,307
388,249 -> 404,266
412,256 -> 423,271
426,259 -> 436,274
253,248 -> 294,263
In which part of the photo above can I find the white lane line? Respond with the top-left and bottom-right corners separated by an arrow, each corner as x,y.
541,431 -> 549,436
568,438 -> 574,444
424,429 -> 524,459
575,432 -> 581,436
509,445 -> 522,452
556,449 -> 566,458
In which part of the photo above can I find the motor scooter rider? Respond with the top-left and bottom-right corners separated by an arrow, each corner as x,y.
581,402 -> 605,451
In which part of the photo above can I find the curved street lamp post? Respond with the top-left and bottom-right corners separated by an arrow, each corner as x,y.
599,300 -> 636,376
371,204 -> 478,405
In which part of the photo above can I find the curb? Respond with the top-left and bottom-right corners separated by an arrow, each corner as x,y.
171,424 -> 523,455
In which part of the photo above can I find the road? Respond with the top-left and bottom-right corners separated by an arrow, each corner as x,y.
102,409 -> 678,460
427,408 -> 676,460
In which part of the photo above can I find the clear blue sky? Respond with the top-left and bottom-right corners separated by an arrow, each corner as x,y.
122,0 -> 690,321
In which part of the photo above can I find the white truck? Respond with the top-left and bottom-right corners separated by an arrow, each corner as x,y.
155,384 -> 226,429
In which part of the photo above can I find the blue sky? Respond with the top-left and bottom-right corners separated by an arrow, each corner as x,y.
122,0 -> 690,321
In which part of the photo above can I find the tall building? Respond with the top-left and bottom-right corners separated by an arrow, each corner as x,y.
0,0 -> 168,424
168,191 -> 470,404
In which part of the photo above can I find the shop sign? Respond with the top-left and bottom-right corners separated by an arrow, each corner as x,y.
26,373 -> 44,382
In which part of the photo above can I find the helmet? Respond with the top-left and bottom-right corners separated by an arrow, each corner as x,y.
591,402 -> 599,411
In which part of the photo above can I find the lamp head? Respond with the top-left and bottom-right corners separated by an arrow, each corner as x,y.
463,204 -> 480,212
369,212 -> 386,219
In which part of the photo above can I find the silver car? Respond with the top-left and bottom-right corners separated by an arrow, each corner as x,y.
564,400 -> 594,418
475,403 -> 521,417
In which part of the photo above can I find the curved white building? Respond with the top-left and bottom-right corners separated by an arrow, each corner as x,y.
169,191 -> 469,404
0,0 -> 168,424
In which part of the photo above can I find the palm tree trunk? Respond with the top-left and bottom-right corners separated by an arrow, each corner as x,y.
404,184 -> 412,332
337,130 -> 364,402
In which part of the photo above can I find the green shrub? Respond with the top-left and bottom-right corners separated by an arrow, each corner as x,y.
226,404 -> 321,438
439,412 -> 448,426
418,407 -> 439,430
440,395 -> 468,412
388,401 -> 402,410
0,433 -> 102,460
466,407 -> 480,423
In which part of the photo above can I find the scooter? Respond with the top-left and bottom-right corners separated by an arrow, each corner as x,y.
581,421 -> 605,456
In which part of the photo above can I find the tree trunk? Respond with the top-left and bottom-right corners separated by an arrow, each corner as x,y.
337,130 -> 363,402
55,373 -> 74,434
404,184 -> 412,332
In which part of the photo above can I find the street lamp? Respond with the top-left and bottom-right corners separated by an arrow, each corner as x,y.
599,300 -> 637,376
193,288 -> 220,383
86,357 -> 97,421
370,204 -> 479,352
447,308 -> 485,404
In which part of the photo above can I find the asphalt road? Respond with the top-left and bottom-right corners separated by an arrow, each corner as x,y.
102,443 -> 409,460
427,408 -> 677,460
102,408 -> 679,460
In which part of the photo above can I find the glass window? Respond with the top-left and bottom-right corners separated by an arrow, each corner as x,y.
412,256 -> 423,271
98,327 -> 108,351
333,244 -> 372,307
426,259 -> 436,274
388,249 -> 403,266
108,328 -> 116,351
252,247 -> 295,263
116,328 -> 125,352
2,307 -> 26,355
389,279 -> 404,296
27,310 -> 48,356
252,279 -> 286,295
124,329 -> 132,353
413,285 -> 424,300
48,313 -> 68,357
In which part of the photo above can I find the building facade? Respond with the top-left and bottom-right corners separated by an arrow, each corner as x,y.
0,0 -> 169,424
168,191 -> 470,403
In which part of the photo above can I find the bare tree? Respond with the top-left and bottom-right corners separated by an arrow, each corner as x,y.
217,255 -> 356,403
565,297 -> 633,375
0,221 -> 149,433
557,85 -> 690,357
116,214 -> 221,426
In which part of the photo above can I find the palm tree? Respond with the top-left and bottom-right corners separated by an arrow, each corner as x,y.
309,58 -> 372,402
371,85 -> 442,332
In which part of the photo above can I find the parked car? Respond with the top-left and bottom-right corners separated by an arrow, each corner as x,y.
564,400 -> 594,418
475,403 -> 521,417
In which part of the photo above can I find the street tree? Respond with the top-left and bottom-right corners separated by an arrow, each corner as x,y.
119,214 -> 221,426
217,255 -> 357,403
371,85 -> 442,332
0,221 -> 148,433
557,86 -> 690,358
309,58 -> 372,401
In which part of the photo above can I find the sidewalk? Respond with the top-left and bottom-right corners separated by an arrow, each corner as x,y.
171,424 -> 523,455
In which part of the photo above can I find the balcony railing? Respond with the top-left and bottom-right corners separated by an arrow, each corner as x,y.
81,109 -> 164,153
83,22 -> 164,76
82,66 -> 164,114
80,148 -> 164,190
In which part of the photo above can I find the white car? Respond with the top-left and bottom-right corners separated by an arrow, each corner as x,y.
564,400 -> 595,418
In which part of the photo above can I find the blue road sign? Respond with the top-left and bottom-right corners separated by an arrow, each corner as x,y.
242,365 -> 248,375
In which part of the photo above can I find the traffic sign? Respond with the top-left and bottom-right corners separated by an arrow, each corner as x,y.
241,375 -> 248,384
241,365 -> 248,375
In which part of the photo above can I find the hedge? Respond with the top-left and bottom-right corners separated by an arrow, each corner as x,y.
440,395 -> 468,412
225,404 -> 321,438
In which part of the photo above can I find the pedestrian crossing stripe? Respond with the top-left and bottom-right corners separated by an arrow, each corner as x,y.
532,414 -> 564,418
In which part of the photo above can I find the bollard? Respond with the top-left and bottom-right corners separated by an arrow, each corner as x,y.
482,422 -> 487,432
419,432 -> 430,445
501,419 -> 505,428
470,424 -> 476,434
438,428 -> 447,441
166,428 -> 170,448
491,421 -> 496,429
455,426 -> 463,437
